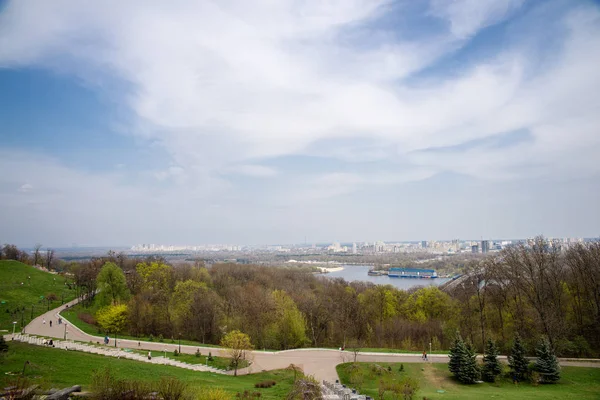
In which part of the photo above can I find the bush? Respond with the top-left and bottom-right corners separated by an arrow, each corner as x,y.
158,376 -> 190,400
399,364 -> 404,372
148,334 -> 154,342
481,339 -> 502,383
208,352 -> 214,361
195,349 -> 201,357
254,380 -> 276,388
159,334 -> 164,342
91,367 -> 153,400
533,337 -> 560,384
508,335 -> 529,383
174,349 -> 179,357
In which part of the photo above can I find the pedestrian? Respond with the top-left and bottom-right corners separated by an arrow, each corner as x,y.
148,351 -> 152,360
49,320 -> 52,327
43,318 -> 46,325
424,351 -> 428,361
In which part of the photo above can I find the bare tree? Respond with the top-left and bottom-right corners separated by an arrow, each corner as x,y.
33,244 -> 42,266
45,249 -> 55,270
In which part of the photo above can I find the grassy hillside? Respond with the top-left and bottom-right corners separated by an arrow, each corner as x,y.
0,260 -> 76,332
337,362 -> 600,400
0,341 -> 294,399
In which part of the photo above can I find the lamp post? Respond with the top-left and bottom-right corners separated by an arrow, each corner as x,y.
64,323 -> 68,340
12,321 -> 17,338
163,348 -> 166,359
429,342 -> 432,357
178,333 -> 181,354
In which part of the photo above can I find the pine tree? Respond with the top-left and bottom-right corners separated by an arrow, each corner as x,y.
457,341 -> 480,384
508,335 -> 529,382
534,337 -> 560,384
482,339 -> 502,383
448,331 -> 466,376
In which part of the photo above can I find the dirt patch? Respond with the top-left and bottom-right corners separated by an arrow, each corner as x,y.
422,364 -> 457,391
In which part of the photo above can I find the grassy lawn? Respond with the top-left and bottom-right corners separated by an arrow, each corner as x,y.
0,342 -> 293,399
359,347 -> 448,354
0,260 -> 76,333
337,361 -> 600,399
130,349 -> 249,370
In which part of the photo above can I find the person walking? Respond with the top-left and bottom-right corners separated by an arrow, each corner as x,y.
148,351 -> 152,360
43,318 -> 46,325
49,320 -> 52,327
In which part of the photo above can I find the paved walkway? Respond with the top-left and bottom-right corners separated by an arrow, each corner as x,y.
21,298 -> 600,382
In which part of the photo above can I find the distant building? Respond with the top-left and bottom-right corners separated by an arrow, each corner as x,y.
421,241 -> 427,249
481,240 -> 490,253
471,245 -> 479,254
352,243 -> 357,254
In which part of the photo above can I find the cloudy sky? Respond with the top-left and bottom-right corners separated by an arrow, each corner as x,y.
1,0 -> 599,247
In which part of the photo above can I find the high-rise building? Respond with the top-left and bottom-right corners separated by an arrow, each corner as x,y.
421,241 -> 427,249
471,245 -> 479,254
481,240 -> 490,253
352,243 -> 357,254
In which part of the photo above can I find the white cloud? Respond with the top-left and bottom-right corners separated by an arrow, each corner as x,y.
18,183 -> 33,193
1,0 -> 600,243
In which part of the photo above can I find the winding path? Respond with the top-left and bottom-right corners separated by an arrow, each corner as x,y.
21,299 -> 600,382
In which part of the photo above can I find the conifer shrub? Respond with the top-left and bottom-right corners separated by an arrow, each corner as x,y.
533,337 -> 560,383
481,339 -> 502,383
508,335 -> 529,383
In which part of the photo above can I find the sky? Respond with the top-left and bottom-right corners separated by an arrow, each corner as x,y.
1,0 -> 600,247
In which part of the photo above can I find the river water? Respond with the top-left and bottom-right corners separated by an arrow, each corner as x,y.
324,265 -> 449,290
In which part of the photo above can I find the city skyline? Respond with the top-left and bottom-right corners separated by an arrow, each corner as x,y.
2,0 -> 600,246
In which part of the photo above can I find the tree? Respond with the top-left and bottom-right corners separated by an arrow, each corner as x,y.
508,335 -> 529,382
270,290 -> 307,349
45,249 -> 55,270
96,262 -> 130,306
481,339 -> 502,383
533,337 -> 560,383
457,342 -> 480,384
448,331 -> 466,376
220,330 -> 253,376
96,304 -> 128,340
33,244 -> 42,266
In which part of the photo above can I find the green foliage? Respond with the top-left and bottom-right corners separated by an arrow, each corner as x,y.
448,332 -> 479,384
286,375 -> 322,400
255,380 -> 276,388
195,348 -> 201,357
95,304 -> 128,334
481,339 -> 502,383
221,330 -> 253,376
508,335 -> 530,383
533,337 -> 561,383
174,349 -> 179,357
96,262 -> 130,307
159,334 -> 164,342
269,290 -> 308,349
403,286 -> 457,323
158,376 -> 191,400
136,262 -> 172,292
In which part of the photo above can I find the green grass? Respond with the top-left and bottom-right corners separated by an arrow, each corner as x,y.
0,260 -> 76,332
130,349 -> 249,370
359,347 -> 448,354
337,361 -> 600,399
0,341 -> 293,399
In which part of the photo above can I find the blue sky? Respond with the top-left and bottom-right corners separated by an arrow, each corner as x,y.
1,0 -> 599,247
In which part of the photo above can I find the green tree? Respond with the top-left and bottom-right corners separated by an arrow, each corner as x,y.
271,290 -> 307,349
286,375 -> 322,400
457,342 -> 480,384
448,331 -> 466,376
508,335 -> 529,382
136,262 -> 172,293
96,262 -> 130,306
96,304 -> 128,339
481,339 -> 502,383
220,330 -> 253,376
534,337 -> 560,383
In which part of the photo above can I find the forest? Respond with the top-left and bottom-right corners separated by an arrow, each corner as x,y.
2,237 -> 599,357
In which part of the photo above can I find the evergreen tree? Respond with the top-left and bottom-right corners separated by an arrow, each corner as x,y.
482,339 -> 502,383
534,337 -> 560,383
448,331 -> 466,376
457,341 -> 480,384
508,335 -> 529,382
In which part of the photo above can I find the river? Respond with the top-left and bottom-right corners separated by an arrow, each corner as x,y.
324,265 -> 449,290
